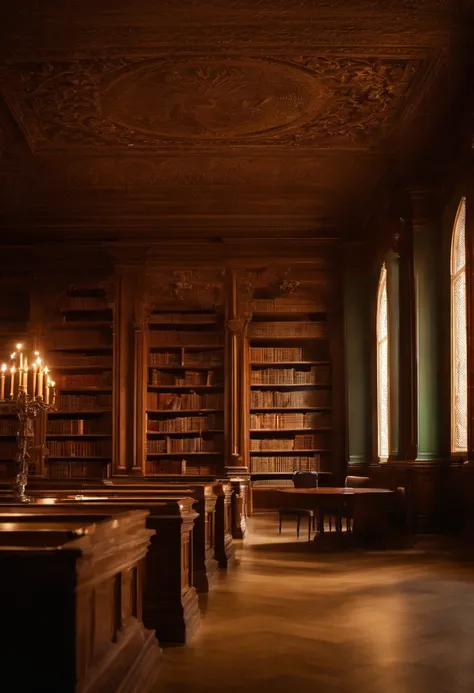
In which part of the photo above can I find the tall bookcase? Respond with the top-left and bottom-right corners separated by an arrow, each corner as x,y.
0,285 -> 31,478
145,309 -> 225,476
45,286 -> 113,479
247,297 -> 332,491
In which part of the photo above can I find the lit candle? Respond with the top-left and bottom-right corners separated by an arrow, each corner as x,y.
0,364 -> 5,399
10,366 -> 15,397
32,362 -> 37,397
45,376 -> 50,404
23,366 -> 28,392
50,380 -> 56,407
16,344 -> 23,370
37,359 -> 43,399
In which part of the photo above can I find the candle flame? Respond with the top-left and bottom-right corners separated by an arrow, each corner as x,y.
50,381 -> 55,387
10,353 -> 15,360
10,366 -> 16,374
1,364 -> 5,373
34,351 -> 39,356
16,343 -> 22,350
36,357 -> 41,364
44,366 -> 49,374
33,362 -> 37,370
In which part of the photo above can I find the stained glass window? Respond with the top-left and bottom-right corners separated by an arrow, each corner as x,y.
451,198 -> 467,453
377,265 -> 389,460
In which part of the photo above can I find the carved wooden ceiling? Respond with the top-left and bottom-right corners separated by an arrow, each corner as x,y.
0,0 -> 472,239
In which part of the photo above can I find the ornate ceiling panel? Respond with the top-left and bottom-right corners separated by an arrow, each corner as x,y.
0,0 -> 471,236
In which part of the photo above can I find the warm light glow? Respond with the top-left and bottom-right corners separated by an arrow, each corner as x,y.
10,366 -> 16,374
451,197 -> 468,453
34,351 -> 39,356
10,353 -> 15,360
16,344 -> 22,350
50,381 -> 55,387
1,364 -> 5,373
36,357 -> 41,365
377,264 -> 390,460
44,367 -> 49,374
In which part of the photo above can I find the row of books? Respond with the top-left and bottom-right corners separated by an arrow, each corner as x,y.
248,299 -> 326,313
57,394 -> 112,411
147,437 -> 223,453
250,347 -> 320,362
248,322 -> 326,338
250,412 -> 330,429
145,460 -> 216,475
47,441 -> 108,457
252,479 -> 293,487
57,373 -> 112,389
251,390 -> 331,408
47,461 -> 108,479
147,415 -> 223,432
150,370 -> 221,386
250,456 -> 320,473
149,330 -> 223,346
251,366 -> 330,385
54,353 -> 113,367
147,393 -> 224,410
149,350 -> 223,366
61,297 -> 109,311
150,313 -> 218,324
48,329 -> 112,348
47,419 -> 107,435
250,433 -> 328,450
0,420 -> 17,435
0,442 -> 17,459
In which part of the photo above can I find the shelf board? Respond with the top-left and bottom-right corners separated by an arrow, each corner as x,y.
47,456 -> 111,461
51,410 -> 112,415
57,387 -> 112,392
251,383 -> 329,388
50,345 -> 113,351
250,406 -> 331,411
250,428 -> 331,433
46,433 -> 111,438
147,409 -> 223,415
148,364 -> 223,370
147,430 -> 223,435
147,384 -> 223,390
55,365 -> 112,371
48,321 -> 112,329
250,361 -> 330,366
249,337 -> 326,342
250,449 -> 331,454
148,318 -> 219,326
146,452 -> 223,457
250,472 -> 307,476
0,434 -> 15,437
150,345 -> 223,350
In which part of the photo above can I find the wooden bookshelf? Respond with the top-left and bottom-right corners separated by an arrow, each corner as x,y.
145,310 -> 225,476
45,285 -> 113,480
0,284 -> 33,478
247,303 -> 332,488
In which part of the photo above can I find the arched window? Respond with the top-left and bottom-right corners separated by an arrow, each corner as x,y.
451,197 -> 467,453
377,264 -> 389,460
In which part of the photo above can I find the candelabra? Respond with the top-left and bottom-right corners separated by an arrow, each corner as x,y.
0,344 -> 56,503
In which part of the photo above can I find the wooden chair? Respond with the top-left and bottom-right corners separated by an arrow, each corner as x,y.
277,472 -> 318,541
343,475 -> 370,533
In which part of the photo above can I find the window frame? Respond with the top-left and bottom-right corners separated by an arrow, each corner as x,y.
450,197 -> 468,456
376,264 -> 390,462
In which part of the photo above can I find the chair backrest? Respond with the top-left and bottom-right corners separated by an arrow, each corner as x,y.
293,471 -> 319,488
345,475 -> 370,488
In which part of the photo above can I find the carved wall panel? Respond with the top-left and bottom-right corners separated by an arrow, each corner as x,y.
143,267 -> 226,317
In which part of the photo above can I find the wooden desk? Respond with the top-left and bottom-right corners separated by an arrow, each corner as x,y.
279,487 -> 394,545
0,496 -> 200,644
0,509 -> 160,693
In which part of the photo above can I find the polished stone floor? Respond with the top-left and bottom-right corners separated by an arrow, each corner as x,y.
155,514 -> 474,693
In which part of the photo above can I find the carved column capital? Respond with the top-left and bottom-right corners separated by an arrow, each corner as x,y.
225,316 -> 250,334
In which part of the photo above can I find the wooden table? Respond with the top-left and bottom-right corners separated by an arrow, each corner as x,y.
278,487 -> 394,545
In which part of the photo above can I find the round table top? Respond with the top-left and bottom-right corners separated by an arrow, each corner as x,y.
279,487 -> 393,495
